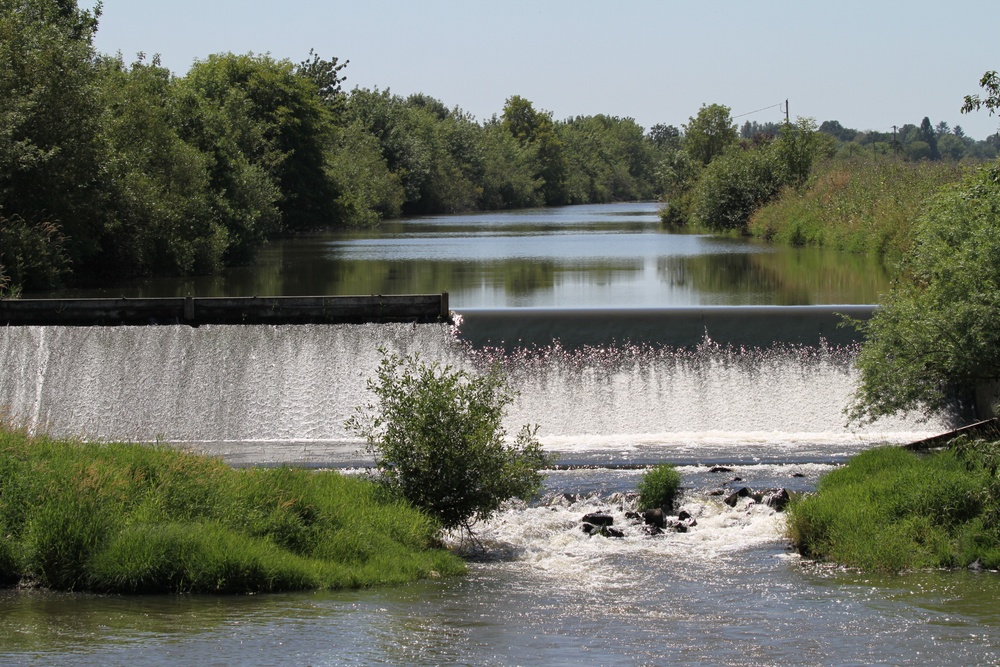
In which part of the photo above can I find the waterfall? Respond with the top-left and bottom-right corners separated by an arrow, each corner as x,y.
0,319 -> 953,466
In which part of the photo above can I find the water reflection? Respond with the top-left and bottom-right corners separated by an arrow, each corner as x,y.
30,202 -> 891,307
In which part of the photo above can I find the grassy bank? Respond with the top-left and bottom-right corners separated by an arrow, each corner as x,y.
0,426 -> 465,593
787,444 -> 1000,572
748,158 -> 970,263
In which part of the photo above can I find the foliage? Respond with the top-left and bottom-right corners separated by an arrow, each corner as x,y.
690,142 -> 786,232
502,95 -> 568,205
183,52 -> 340,233
346,351 -> 552,534
558,114 -> 656,203
848,164 -> 1000,422
636,464 -> 681,511
0,215 -> 69,291
0,424 -> 464,593
962,70 -> 1000,131
0,0 -> 107,271
787,446 -> 1000,572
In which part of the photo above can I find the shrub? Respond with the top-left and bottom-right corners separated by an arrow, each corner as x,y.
636,464 -> 681,511
690,144 -> 786,233
346,350 -> 552,534
848,163 -> 1000,422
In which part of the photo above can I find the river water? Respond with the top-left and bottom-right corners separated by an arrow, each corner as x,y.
2,203 -> 998,665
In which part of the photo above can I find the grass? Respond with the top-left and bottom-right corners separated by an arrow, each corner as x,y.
0,424 -> 465,593
748,158 -> 971,264
787,444 -> 1000,572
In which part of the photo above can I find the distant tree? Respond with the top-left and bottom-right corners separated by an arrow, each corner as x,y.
937,133 -> 966,161
683,103 -> 737,166
184,53 -> 341,232
818,120 -> 857,143
935,120 -> 950,137
953,124 -> 966,138
774,117 -> 819,187
0,0 -> 107,273
917,117 -> 940,160
501,95 -> 568,205
648,123 -> 681,150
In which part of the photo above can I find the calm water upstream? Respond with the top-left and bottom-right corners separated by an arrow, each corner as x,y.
32,201 -> 891,306
3,203 -> 997,665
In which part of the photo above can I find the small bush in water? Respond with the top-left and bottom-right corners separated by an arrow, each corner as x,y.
347,350 -> 552,535
637,464 -> 681,511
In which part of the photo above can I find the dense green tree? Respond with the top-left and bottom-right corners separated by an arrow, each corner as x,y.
557,114 -> 655,203
475,120 -> 543,210
183,53 -> 341,232
683,103 -> 738,166
774,117 -> 819,187
96,55 -> 230,275
0,0 -> 106,274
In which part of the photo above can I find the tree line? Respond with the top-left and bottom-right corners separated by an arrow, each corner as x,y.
0,0 -> 674,294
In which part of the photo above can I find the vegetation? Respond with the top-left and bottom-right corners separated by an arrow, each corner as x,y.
748,158 -> 968,261
346,351 -> 552,535
636,464 -> 681,511
848,163 -> 1000,422
787,443 -> 1000,572
0,424 -> 464,593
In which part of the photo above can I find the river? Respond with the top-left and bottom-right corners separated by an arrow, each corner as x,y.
2,202 -> 997,666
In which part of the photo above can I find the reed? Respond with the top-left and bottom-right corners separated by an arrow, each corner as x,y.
0,425 -> 464,593
787,446 -> 1000,572
748,158 -> 970,264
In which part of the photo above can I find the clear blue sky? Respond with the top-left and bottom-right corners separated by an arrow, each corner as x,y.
93,0 -> 1000,140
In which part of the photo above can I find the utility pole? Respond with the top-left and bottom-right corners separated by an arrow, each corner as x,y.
784,99 -> 789,123
893,125 -> 898,156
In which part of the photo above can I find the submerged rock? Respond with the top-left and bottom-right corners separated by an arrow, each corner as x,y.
724,487 -> 754,507
582,512 -> 614,526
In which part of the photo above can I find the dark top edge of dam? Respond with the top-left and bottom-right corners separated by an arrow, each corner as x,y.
451,305 -> 878,350
0,294 -> 452,327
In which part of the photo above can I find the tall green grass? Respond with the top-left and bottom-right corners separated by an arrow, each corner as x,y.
787,445 -> 1000,572
0,425 -> 465,593
748,158 -> 970,264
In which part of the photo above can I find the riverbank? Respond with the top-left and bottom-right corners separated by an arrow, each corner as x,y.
786,443 -> 1000,572
0,425 -> 464,593
747,158 -> 971,264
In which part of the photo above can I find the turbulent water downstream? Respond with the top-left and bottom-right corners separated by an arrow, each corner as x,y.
3,320 -> 998,666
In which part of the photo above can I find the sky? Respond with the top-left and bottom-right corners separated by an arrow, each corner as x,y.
92,0 -> 1000,140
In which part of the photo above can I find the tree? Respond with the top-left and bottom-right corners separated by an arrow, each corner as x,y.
683,103 -> 737,166
346,351 -> 552,535
502,95 -> 568,205
0,0 -> 107,273
183,53 -> 341,232
849,164 -> 1000,423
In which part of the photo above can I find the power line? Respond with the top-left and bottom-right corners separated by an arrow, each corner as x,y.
732,103 -> 784,119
